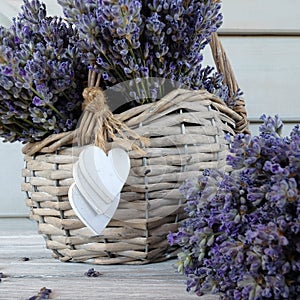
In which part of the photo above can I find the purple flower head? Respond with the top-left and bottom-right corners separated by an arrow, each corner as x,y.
0,0 -> 88,143
1,66 -> 13,76
32,96 -> 43,106
169,115 -> 300,298
57,0 -> 229,105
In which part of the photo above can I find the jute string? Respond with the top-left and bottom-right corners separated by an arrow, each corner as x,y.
79,83 -> 149,153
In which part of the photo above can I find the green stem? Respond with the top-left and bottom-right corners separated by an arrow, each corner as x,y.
17,116 -> 34,126
3,119 -> 29,132
2,124 -> 23,136
61,91 -> 73,103
128,48 -> 152,104
29,86 -> 65,119
91,33 -> 127,82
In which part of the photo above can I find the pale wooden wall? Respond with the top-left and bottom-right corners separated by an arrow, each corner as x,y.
0,0 -> 299,216
204,0 -> 300,135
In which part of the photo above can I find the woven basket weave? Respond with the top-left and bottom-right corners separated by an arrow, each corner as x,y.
21,33 -> 248,264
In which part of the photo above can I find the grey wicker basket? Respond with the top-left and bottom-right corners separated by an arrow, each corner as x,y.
21,33 -> 248,264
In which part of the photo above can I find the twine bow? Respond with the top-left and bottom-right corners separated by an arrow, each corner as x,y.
77,70 -> 149,152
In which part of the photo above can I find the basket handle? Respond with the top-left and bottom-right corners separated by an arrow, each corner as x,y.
209,32 -> 249,133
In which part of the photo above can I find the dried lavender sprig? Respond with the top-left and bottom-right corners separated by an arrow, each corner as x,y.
0,0 -> 88,143
27,287 -> 52,300
58,0 -> 229,105
168,115 -> 300,299
84,268 -> 103,277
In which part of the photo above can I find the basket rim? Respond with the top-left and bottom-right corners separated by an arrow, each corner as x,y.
22,88 -> 241,157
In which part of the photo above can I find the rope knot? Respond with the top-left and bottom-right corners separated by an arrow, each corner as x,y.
82,87 -> 107,112
78,75 -> 149,153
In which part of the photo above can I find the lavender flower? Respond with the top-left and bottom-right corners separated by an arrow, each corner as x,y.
58,0 -> 233,105
0,0 -> 238,143
168,115 -> 300,299
0,272 -> 5,282
84,268 -> 102,277
28,287 -> 52,300
0,0 -> 87,143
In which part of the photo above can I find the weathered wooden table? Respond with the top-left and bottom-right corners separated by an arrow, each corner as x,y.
0,218 -> 219,300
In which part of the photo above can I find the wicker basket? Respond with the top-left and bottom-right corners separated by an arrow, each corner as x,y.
21,33 -> 248,264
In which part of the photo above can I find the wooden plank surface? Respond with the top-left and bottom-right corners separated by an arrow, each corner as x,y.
203,36 -> 300,123
221,0 -> 300,34
1,1 -> 300,34
0,218 -> 218,300
0,0 -> 63,26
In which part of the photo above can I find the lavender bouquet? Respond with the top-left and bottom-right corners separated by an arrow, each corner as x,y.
168,115 -> 300,299
58,0 -> 231,104
0,0 -> 234,143
0,0 -> 87,143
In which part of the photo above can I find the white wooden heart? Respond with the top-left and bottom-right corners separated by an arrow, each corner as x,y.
68,146 -> 130,235
69,183 -> 120,235
73,161 -> 112,214
80,146 -> 130,201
